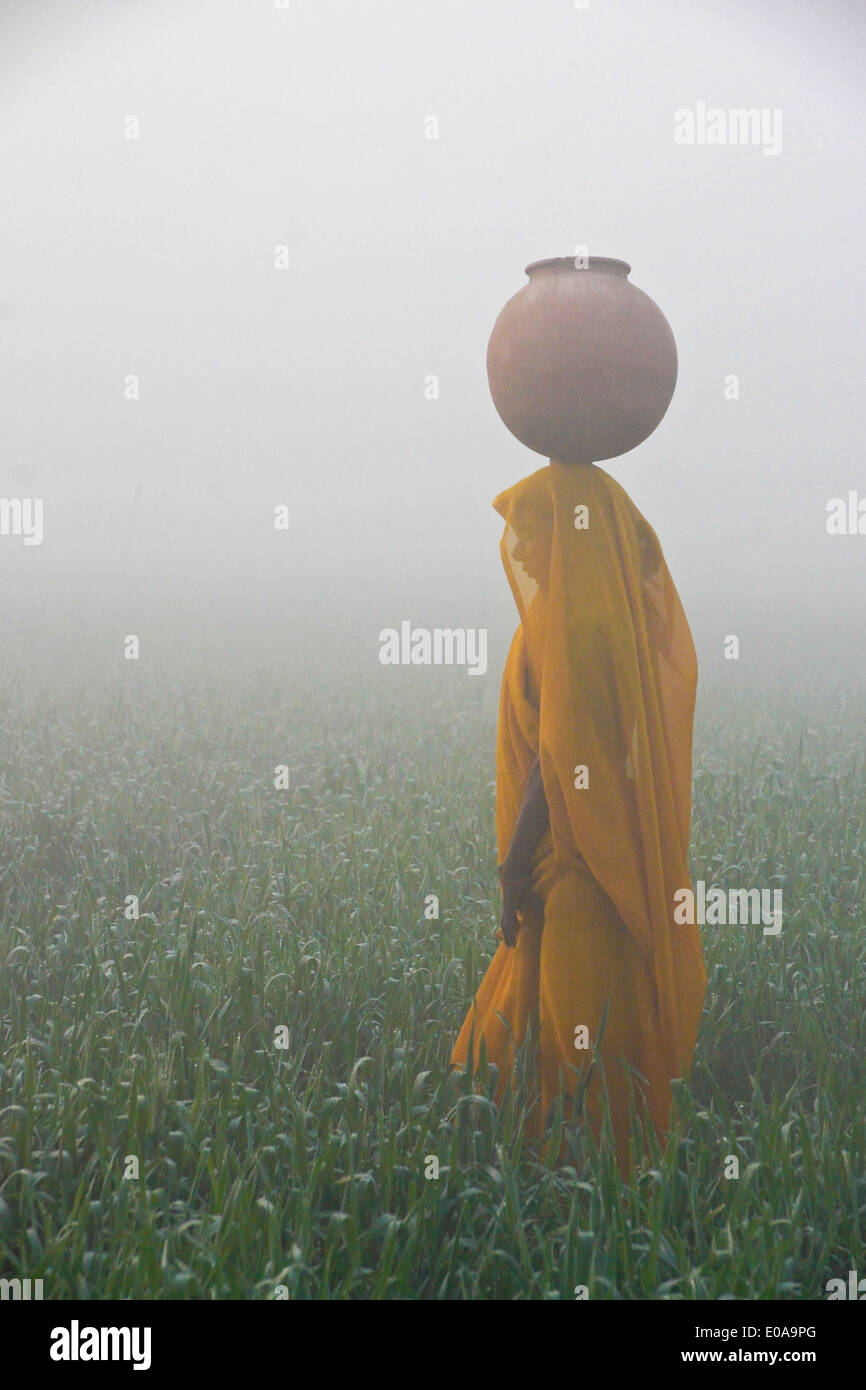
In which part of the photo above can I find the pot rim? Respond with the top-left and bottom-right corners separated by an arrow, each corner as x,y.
524,255 -> 632,277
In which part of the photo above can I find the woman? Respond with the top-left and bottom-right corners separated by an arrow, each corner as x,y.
451,459 -> 706,1171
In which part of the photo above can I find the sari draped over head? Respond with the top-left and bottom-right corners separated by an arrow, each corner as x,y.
451,459 -> 706,1165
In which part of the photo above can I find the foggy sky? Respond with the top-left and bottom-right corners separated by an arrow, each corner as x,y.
1,0 -> 864,674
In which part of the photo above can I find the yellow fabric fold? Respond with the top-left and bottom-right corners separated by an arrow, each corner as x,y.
451,460 -> 706,1166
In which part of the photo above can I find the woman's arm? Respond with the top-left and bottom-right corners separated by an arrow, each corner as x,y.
497,756 -> 549,947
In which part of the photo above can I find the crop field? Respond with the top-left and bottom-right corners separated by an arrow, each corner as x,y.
1,640 -> 864,1300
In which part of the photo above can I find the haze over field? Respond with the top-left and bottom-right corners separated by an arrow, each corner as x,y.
0,0 -> 864,687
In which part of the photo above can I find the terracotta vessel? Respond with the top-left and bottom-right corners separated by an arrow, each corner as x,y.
486,256 -> 677,463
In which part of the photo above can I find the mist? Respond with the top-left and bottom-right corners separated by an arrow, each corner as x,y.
1,0 -> 864,682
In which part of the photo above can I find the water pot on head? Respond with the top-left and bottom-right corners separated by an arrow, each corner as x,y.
486,256 -> 678,464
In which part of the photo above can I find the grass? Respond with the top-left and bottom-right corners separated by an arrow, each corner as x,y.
0,645 -> 864,1299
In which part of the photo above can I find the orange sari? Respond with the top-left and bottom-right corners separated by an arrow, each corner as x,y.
451,460 -> 706,1169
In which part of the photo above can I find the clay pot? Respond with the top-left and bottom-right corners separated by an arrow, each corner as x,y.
486,256 -> 677,463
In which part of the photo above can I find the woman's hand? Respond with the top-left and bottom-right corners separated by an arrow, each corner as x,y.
497,759 -> 549,947
498,865 -> 543,948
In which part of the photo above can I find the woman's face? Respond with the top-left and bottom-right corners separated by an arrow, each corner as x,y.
512,526 -> 551,587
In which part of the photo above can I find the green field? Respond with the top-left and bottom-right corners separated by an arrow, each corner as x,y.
1,645 -> 864,1299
